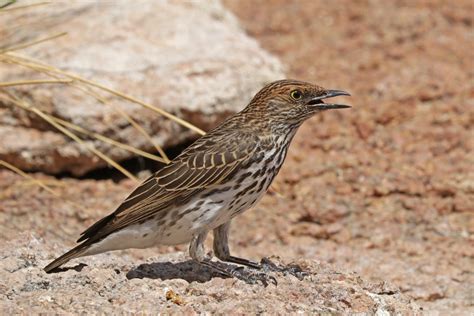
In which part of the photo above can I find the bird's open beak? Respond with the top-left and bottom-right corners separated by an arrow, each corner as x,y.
307,90 -> 351,110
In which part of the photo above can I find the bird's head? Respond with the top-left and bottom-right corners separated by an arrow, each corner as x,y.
243,79 -> 351,127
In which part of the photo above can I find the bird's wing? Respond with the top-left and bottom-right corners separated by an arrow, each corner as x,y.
77,131 -> 259,243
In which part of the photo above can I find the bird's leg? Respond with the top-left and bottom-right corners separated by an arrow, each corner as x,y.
213,222 -> 259,269
189,231 -> 210,262
213,222 -> 277,286
213,222 -> 307,281
189,230 -> 242,279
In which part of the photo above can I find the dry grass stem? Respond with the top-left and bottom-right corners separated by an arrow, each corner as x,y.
20,179 -> 66,188
2,54 -> 176,163
0,92 -> 139,182
0,79 -> 72,87
52,116 -> 168,164
0,1 -> 51,13
0,159 -> 96,215
0,159 -> 59,196
1,55 -> 171,163
6,53 -> 206,136
0,18 -> 209,182
0,32 -> 67,54
73,85 -> 171,163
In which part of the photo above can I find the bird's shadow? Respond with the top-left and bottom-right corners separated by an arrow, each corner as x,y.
126,260 -> 232,283
47,263 -> 88,274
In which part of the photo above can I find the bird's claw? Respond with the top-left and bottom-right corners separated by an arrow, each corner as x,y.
201,257 -> 306,286
259,257 -> 308,281
201,260 -> 276,286
229,266 -> 277,287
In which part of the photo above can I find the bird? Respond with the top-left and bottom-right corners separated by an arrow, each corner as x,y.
44,79 -> 351,282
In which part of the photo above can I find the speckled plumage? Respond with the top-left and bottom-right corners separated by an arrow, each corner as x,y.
44,79 -> 350,273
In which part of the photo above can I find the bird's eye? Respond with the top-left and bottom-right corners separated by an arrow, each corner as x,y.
290,90 -> 302,100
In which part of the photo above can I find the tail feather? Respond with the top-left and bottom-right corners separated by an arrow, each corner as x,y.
44,243 -> 89,273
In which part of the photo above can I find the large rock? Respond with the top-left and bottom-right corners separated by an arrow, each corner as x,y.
0,234 -> 419,314
0,0 -> 284,175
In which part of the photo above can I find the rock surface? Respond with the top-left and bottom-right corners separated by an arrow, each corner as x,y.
0,234 -> 418,314
0,0 -> 284,175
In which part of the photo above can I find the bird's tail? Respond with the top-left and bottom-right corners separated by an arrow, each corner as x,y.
44,243 -> 89,273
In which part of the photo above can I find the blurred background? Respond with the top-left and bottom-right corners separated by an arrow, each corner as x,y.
0,0 -> 472,313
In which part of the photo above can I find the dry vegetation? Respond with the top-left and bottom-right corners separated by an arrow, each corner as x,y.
0,1 -> 205,187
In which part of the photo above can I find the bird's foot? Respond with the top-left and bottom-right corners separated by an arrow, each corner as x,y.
259,257 -> 308,281
201,259 -> 277,286
229,266 -> 277,287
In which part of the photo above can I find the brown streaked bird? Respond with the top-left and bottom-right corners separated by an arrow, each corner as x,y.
44,79 -> 350,283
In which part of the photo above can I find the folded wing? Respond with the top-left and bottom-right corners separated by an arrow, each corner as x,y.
77,131 -> 259,244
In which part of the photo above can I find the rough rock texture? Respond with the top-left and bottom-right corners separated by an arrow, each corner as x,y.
0,234 -> 418,314
0,0 -> 284,175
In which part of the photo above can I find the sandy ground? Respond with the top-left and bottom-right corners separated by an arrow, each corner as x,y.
1,0 -> 472,314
